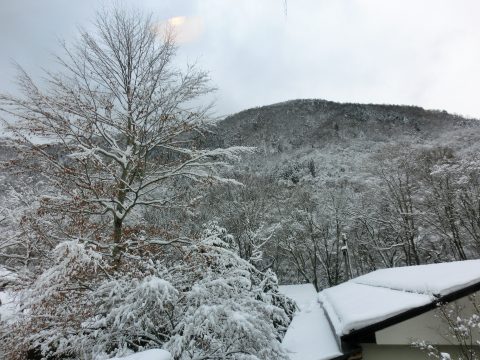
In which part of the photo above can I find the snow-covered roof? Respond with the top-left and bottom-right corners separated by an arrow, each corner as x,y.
319,259 -> 480,337
279,284 -> 342,360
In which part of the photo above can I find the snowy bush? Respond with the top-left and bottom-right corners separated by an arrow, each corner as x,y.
80,272 -> 178,358
166,224 -> 294,360
1,225 -> 294,360
2,240 -> 105,359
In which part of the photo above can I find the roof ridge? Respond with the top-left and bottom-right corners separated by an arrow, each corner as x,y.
318,291 -> 343,336
350,279 -> 434,297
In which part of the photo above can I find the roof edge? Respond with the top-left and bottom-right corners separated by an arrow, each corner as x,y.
340,279 -> 480,345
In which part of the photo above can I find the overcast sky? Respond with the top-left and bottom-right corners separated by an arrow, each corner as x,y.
1,0 -> 480,118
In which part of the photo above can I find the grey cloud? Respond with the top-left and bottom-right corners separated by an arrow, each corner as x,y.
1,0 -> 480,119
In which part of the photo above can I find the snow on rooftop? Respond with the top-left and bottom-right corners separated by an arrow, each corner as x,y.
319,282 -> 431,336
279,284 -> 342,360
319,260 -> 480,336
280,283 -> 318,310
353,259 -> 480,296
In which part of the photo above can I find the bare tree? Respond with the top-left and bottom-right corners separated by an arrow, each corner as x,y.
376,147 -> 422,265
0,7 -> 248,265
418,147 -> 468,260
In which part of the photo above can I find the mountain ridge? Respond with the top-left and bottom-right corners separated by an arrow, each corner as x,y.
210,99 -> 479,151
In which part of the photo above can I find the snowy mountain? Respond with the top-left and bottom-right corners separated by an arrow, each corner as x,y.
210,99 -> 479,150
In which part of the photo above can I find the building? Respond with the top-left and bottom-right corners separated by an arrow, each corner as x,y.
280,259 -> 480,360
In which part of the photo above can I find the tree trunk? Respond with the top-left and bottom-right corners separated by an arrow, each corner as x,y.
112,216 -> 124,264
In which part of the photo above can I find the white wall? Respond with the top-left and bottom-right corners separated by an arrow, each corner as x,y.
362,344 -> 478,360
375,292 -> 480,346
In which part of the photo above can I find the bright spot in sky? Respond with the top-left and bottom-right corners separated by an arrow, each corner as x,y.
168,16 -> 186,27
157,15 -> 204,44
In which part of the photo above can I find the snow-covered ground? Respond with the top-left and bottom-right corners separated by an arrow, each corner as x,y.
0,267 -> 17,323
112,349 -> 171,360
279,284 -> 342,360
0,289 -> 16,322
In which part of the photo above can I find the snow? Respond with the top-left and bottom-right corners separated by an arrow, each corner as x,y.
279,284 -> 342,360
280,283 -> 319,310
319,282 -> 431,336
111,349 -> 171,360
0,267 -> 15,286
0,290 -> 16,322
318,260 -> 480,336
352,259 -> 480,296
0,267 -> 17,322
